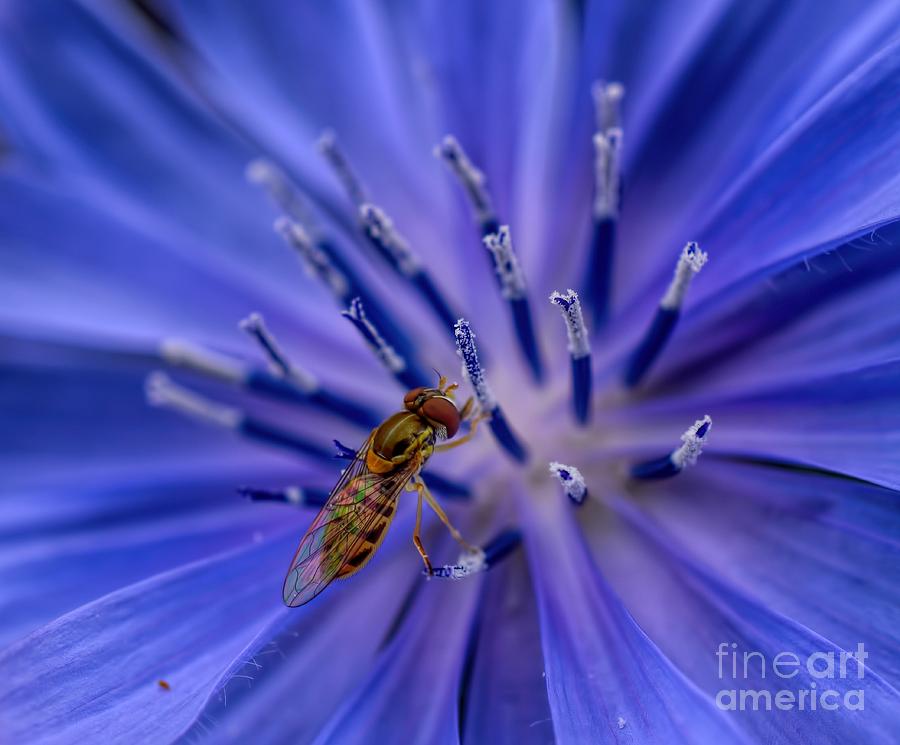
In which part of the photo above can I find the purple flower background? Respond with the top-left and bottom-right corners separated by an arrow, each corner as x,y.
1,1 -> 900,743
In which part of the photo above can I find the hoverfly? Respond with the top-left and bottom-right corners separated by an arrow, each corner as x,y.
282,375 -> 484,607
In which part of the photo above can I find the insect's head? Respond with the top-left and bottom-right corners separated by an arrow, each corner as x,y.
403,386 -> 461,439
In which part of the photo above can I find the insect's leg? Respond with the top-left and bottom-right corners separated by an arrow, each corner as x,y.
458,396 -> 475,421
417,477 -> 477,552
434,408 -> 489,452
410,480 -> 433,575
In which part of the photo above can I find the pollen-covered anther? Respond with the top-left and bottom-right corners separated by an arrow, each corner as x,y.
245,158 -> 314,227
146,372 -> 241,429
592,80 -> 625,132
453,319 -> 497,411
483,226 -> 527,300
158,338 -> 244,384
593,129 -> 623,220
274,217 -> 349,298
671,415 -> 712,469
661,241 -> 708,310
359,203 -> 421,277
549,462 -> 588,504
434,134 -> 495,226
549,289 -> 590,359
630,415 -> 712,479
317,128 -> 366,206
427,547 -> 487,580
343,297 -> 407,374
239,312 -> 318,393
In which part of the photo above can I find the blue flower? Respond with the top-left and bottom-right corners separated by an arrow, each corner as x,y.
2,1 -> 900,742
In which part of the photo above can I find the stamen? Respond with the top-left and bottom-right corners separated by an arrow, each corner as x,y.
660,241 -> 708,311
484,226 -> 544,382
317,129 -> 367,206
239,313 -> 317,393
592,129 -> 623,221
275,217 -> 350,301
592,81 -> 625,133
549,462 -> 587,505
549,290 -> 592,424
358,203 -> 459,332
159,339 -> 244,384
625,242 -> 707,387
454,319 -> 528,463
146,372 -> 331,459
630,415 -> 712,480
238,485 -> 329,508
434,134 -> 498,235
245,158 -> 315,227
343,297 -> 421,389
426,528 -> 522,579
160,338 -> 378,428
584,128 -> 623,327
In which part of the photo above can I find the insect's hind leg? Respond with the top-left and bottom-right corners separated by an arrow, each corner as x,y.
406,479 -> 433,575
415,476 -> 477,553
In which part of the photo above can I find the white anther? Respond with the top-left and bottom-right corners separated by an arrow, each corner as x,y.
343,297 -> 406,374
454,319 -> 497,410
245,158 -> 314,227
549,289 -> 590,359
592,80 -> 625,132
284,486 -> 304,505
275,217 -> 350,298
146,372 -> 242,429
434,134 -> 494,223
359,203 -> 421,276
239,313 -> 318,393
660,242 -> 708,310
483,225 -> 526,300
671,415 -> 712,469
593,129 -> 622,220
159,339 -> 245,384
549,462 -> 587,504
428,547 -> 487,580
317,129 -> 366,205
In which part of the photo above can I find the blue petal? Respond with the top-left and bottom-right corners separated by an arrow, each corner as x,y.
521,484 -> 746,743
580,486 -> 900,742
0,534 -> 294,743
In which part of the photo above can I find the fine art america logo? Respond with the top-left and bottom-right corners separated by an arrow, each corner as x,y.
715,643 -> 868,711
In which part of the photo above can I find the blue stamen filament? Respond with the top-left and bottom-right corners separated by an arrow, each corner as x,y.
549,289 -> 592,425
358,203 -> 460,333
426,528 -> 522,579
483,226 -> 543,383
159,338 -> 379,428
630,415 -> 712,480
454,318 -> 529,463
549,461 -> 588,505
625,242 -> 708,387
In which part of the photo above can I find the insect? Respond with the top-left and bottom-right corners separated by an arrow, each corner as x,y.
282,375 -> 485,607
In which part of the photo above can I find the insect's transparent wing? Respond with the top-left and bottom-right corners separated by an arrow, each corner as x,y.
282,441 -> 413,607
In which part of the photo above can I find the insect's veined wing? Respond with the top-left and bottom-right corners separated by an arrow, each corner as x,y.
282,438 -> 415,607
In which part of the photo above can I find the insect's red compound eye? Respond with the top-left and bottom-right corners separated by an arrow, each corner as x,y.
403,386 -> 427,411
422,396 -> 461,438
